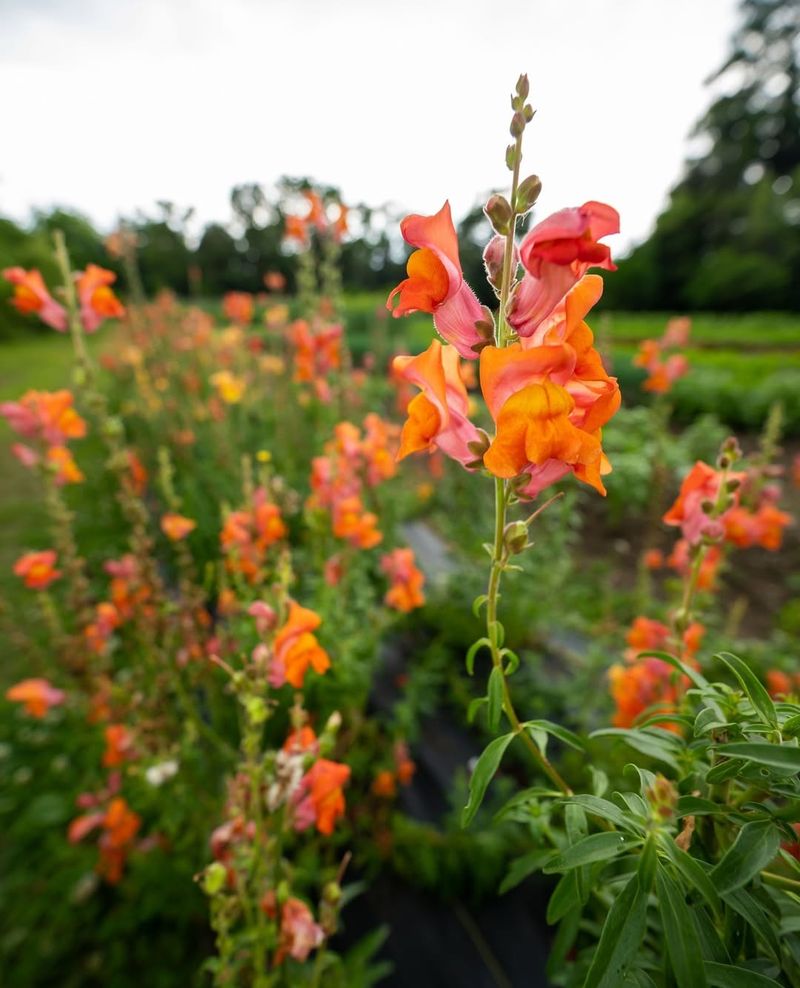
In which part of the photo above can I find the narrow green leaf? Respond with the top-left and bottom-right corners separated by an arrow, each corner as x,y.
659,837 -> 722,918
638,836 -> 657,891
584,872 -> 649,988
565,794 -> 639,832
709,820 -> 781,895
498,849 -> 551,894
677,795 -> 728,817
524,719 -> 584,752
692,907 -> 730,964
721,886 -> 781,963
543,832 -> 636,874
500,647 -> 520,675
466,696 -> 487,724
637,650 -> 709,689
706,757 -> 745,785
656,867 -> 707,987
704,962 -> 782,987
591,728 -> 681,769
780,712 -> 800,737
487,666 -> 504,732
462,733 -> 515,827
547,871 -> 580,925
716,652 -> 778,729
715,742 -> 800,775
488,620 -> 504,648
471,594 -> 488,618
465,637 -> 491,675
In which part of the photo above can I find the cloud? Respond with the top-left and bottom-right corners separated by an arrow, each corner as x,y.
0,0 -> 739,252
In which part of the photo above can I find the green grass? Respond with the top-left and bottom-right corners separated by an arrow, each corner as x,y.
601,311 -> 800,348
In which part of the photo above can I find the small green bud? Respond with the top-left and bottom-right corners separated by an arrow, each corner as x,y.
516,74 -> 529,100
505,144 -> 516,170
203,861 -> 228,896
503,520 -> 529,555
323,881 -> 342,905
523,104 -> 534,122
484,194 -> 513,236
515,174 -> 542,213
244,695 -> 268,726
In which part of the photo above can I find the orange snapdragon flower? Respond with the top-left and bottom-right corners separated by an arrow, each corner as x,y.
76,264 -> 125,332
332,496 -> 382,549
387,201 -> 485,359
0,389 -> 86,446
2,267 -> 67,330
13,550 -> 61,589
161,513 -> 196,540
273,602 -> 331,688
6,678 -> 65,717
221,291 -> 254,326
381,548 -> 425,612
663,461 -> 743,545
393,340 -> 482,467
297,758 -> 350,835
509,202 -> 619,337
102,724 -> 135,767
46,445 -> 84,484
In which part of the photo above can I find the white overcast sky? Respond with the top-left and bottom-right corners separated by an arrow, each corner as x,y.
0,0 -> 739,254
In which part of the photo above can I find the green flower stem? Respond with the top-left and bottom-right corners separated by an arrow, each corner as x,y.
485,477 -> 571,795
53,230 -> 92,382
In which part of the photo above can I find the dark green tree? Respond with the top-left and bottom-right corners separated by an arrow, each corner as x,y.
609,0 -> 800,311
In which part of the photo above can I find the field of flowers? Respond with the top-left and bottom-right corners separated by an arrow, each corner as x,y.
2,78 -> 800,988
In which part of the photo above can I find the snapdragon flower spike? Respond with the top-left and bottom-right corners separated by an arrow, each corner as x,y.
2,267 -> 67,331
508,201 -> 619,337
387,202 -> 485,359
392,340 -> 481,468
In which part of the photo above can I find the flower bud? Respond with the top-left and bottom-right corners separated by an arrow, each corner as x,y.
523,104 -> 534,122
505,144 -> 516,170
202,861 -> 228,896
726,477 -> 741,492
323,881 -> 342,905
244,695 -> 268,725
515,174 -> 542,213
503,520 -> 529,555
701,499 -> 715,515
484,195 -> 513,235
510,112 -> 526,138
483,235 -> 507,291
516,74 -> 529,100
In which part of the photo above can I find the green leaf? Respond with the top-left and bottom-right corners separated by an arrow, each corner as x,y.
692,907 -> 730,964
656,867 -> 707,987
659,837 -> 722,918
564,794 -> 639,832
487,666 -> 504,732
547,871 -> 580,924
706,757 -> 746,785
466,696 -> 487,724
715,742 -> 800,775
677,795 -> 728,817
591,728 -> 681,769
498,849 -> 551,894
781,713 -> 800,737
703,962 -> 782,987
716,652 -> 778,729
471,594 -> 488,618
543,832 -> 637,874
488,620 -> 505,648
584,872 -> 649,988
709,820 -> 781,895
462,733 -> 515,827
493,786 -> 562,822
524,719 -> 584,752
637,650 -> 709,689
500,647 -> 520,675
465,637 -> 491,675
721,886 -> 781,963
